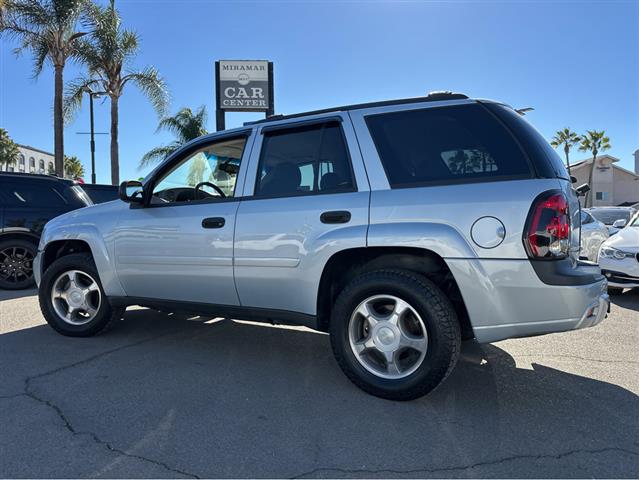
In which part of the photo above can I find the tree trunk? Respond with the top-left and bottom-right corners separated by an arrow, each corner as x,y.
586,153 -> 597,208
564,145 -> 571,175
110,95 -> 120,185
53,65 -> 64,177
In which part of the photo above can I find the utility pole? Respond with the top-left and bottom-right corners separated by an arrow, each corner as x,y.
80,87 -> 108,183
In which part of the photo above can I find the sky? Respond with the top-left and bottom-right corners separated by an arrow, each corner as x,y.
1,0 -> 638,184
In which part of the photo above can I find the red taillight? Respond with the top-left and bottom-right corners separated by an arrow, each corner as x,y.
524,192 -> 571,258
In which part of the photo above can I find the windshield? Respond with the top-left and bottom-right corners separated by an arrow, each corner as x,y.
589,209 -> 634,225
628,212 -> 639,227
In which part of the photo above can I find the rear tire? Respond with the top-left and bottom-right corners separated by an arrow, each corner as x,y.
0,238 -> 37,290
608,287 -> 624,296
39,253 -> 124,337
329,269 -> 461,401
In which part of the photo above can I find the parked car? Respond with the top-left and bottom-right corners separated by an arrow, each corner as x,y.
579,210 -> 609,262
79,183 -> 120,204
0,172 -> 92,289
586,206 -> 636,235
34,93 -> 609,400
598,211 -> 639,295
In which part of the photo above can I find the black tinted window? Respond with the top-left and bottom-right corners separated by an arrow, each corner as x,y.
255,122 -> 354,197
366,104 -> 532,188
0,180 -> 69,207
483,103 -> 570,180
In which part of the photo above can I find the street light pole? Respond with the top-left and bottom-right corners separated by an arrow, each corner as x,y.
82,87 -> 107,184
88,92 -> 96,184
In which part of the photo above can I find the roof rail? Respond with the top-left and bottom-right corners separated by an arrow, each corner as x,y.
244,91 -> 469,126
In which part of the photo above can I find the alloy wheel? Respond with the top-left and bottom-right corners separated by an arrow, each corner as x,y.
348,294 -> 428,380
50,270 -> 102,325
0,246 -> 34,284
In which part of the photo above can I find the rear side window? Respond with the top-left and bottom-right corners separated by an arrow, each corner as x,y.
255,121 -> 355,197
0,180 -> 69,207
483,103 -> 570,180
366,104 -> 532,188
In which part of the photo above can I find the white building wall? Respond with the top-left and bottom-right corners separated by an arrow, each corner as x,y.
1,145 -> 55,175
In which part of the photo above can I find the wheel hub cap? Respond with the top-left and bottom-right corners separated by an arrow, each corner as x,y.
374,325 -> 399,350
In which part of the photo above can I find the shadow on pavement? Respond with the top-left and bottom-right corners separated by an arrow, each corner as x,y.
0,287 -> 38,301
0,308 -> 637,478
610,288 -> 639,312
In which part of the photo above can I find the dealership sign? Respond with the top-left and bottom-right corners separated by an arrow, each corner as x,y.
216,60 -> 273,112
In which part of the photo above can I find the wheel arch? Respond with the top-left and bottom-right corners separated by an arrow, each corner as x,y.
38,224 -> 126,296
316,246 -> 474,340
0,231 -> 40,246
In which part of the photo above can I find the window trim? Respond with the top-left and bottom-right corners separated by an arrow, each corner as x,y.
141,131 -> 251,209
251,119 -> 358,201
364,103 -> 536,190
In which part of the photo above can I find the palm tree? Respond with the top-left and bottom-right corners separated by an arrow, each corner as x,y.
64,154 -> 84,179
139,106 -> 208,168
550,128 -> 580,175
1,0 -> 87,176
579,130 -> 611,207
64,1 -> 168,185
0,128 -> 20,171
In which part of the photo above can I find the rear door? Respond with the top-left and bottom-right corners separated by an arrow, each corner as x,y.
233,115 -> 370,315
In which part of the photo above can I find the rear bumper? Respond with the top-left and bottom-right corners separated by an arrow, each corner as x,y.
446,258 -> 609,343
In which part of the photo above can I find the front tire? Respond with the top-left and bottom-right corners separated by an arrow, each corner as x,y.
39,253 -> 123,337
329,269 -> 461,401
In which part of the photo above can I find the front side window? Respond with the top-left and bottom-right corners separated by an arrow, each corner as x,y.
151,136 -> 246,204
366,104 -> 532,188
255,122 -> 354,198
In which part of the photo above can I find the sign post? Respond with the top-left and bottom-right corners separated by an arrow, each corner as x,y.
215,60 -> 274,131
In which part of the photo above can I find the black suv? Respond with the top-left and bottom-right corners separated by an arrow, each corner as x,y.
0,172 -> 92,289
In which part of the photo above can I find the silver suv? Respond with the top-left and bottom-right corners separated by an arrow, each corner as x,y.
34,93 -> 609,400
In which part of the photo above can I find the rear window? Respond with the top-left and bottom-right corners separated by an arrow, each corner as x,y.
365,104 -> 532,188
589,209 -> 634,225
483,103 -> 570,180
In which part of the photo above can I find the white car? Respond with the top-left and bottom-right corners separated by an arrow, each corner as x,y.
598,212 -> 639,294
580,210 -> 609,262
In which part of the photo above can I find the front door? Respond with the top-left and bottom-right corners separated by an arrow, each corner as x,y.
115,133 -> 252,305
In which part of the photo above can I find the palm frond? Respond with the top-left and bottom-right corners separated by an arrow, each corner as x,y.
122,66 -> 169,116
63,75 -> 98,122
139,143 -> 180,168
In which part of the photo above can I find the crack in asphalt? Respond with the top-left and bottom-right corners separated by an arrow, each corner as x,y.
18,331 -> 201,479
513,353 -> 639,366
290,446 -> 639,478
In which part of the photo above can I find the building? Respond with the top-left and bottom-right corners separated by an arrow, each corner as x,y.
569,150 -> 639,206
0,144 -> 55,175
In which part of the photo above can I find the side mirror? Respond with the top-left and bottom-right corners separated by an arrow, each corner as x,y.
119,180 -> 144,204
576,183 -> 590,197
613,219 -> 627,229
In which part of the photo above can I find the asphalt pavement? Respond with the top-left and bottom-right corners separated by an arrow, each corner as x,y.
1,288 -> 638,478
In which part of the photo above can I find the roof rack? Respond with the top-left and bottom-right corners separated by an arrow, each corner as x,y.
244,91 -> 469,126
